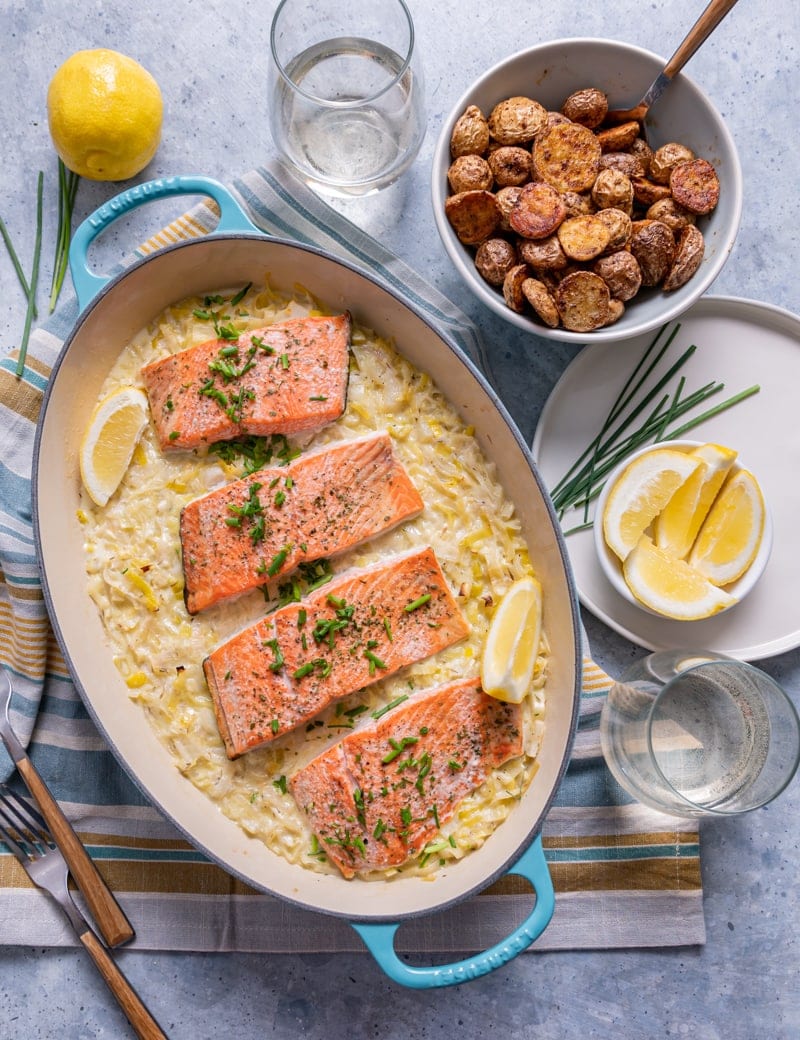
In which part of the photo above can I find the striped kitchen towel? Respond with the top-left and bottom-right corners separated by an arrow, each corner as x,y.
0,160 -> 704,952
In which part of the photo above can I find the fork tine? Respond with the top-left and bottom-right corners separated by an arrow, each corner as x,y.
0,783 -> 51,847
0,803 -> 32,865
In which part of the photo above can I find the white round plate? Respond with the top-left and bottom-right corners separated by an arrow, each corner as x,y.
531,295 -> 800,661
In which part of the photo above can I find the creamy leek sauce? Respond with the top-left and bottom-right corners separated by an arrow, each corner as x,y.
82,282 -> 547,879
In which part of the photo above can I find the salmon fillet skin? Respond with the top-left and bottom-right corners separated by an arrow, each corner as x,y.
180,431 -> 424,615
290,676 -> 523,878
141,313 -> 351,451
203,547 -> 470,758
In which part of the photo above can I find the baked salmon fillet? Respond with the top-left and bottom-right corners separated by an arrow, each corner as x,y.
203,547 -> 469,758
181,431 -> 424,614
141,313 -> 351,451
290,676 -> 523,878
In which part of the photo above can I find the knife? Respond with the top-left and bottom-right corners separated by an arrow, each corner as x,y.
0,665 -> 135,947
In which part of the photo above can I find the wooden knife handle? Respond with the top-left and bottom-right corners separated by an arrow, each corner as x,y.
17,756 -> 135,947
80,928 -> 168,1040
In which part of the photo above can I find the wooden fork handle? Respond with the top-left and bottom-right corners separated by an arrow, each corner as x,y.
80,928 -> 168,1040
17,755 -> 135,947
662,0 -> 741,81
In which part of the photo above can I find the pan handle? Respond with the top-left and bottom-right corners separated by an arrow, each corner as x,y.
69,175 -> 260,312
351,833 -> 555,989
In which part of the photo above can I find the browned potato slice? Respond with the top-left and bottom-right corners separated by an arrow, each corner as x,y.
631,176 -> 672,206
503,263 -> 530,312
557,214 -> 612,261
561,88 -> 608,129
591,168 -> 634,213
554,270 -> 611,331
628,219 -> 676,286
595,207 -> 632,251
593,250 -> 642,301
509,181 -> 568,239
445,190 -> 500,245
495,186 -> 524,232
595,121 -> 640,153
646,197 -> 697,231
522,277 -> 560,327
517,234 -> 568,270
447,154 -> 494,193
606,298 -> 625,325
599,152 -> 646,178
670,158 -> 721,215
475,238 -> 518,286
650,142 -> 695,185
533,123 -> 602,192
663,224 -> 705,291
450,105 -> 490,158
488,146 -> 532,187
488,96 -> 547,145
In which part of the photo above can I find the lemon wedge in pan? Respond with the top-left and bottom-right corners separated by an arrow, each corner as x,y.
481,576 -> 543,704
80,387 -> 150,507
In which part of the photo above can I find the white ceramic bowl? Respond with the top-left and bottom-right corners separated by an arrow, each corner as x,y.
431,38 -> 743,344
593,440 -> 773,618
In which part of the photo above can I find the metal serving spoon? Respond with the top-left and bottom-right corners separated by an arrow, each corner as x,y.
606,0 -> 741,124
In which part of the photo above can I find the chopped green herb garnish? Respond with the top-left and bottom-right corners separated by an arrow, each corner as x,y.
273,775 -> 288,794
404,593 -> 432,613
267,544 -> 292,577
372,694 -> 409,721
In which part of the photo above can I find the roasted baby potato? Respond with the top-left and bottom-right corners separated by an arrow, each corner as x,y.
442,85 -> 721,332
533,123 -> 601,192
488,146 -> 532,187
450,105 -> 490,158
445,190 -> 499,245
509,181 -> 567,239
488,96 -> 547,145
554,270 -> 611,331
475,238 -> 518,285
628,219 -> 676,286
561,87 -> 608,129
447,154 -> 494,193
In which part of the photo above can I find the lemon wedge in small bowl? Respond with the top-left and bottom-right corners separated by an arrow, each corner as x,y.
481,576 -> 543,703
594,440 -> 772,621
79,387 -> 149,507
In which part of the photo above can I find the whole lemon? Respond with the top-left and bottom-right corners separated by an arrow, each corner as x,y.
47,49 -> 163,181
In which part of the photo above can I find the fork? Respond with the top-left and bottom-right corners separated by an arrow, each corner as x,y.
0,662 -> 134,946
0,786 -> 168,1040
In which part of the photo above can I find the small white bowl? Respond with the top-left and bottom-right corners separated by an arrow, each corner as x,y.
593,440 -> 773,619
431,38 -> 743,344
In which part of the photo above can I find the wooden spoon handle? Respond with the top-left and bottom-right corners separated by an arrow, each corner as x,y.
79,928 -> 168,1040
663,0 -> 741,81
17,755 -> 135,947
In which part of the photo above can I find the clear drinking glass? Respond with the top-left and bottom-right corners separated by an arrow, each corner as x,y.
268,0 -> 426,197
600,650 -> 800,817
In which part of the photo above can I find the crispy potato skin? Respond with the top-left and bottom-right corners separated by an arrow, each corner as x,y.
442,89 -> 720,331
475,238 -> 518,286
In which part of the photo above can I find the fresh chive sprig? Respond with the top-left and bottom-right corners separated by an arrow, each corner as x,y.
551,322 -> 760,532
15,172 -> 44,377
49,159 -> 80,313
